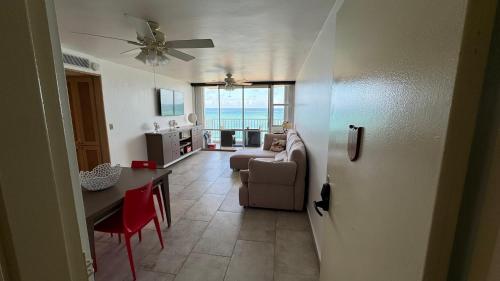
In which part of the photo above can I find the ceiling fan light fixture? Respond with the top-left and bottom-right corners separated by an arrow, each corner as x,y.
135,49 -> 169,66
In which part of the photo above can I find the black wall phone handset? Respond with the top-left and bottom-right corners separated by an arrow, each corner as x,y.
314,177 -> 331,216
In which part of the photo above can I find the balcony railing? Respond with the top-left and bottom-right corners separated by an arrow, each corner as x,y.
204,119 -> 283,142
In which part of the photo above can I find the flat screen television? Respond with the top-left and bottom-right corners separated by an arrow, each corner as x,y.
174,91 -> 184,115
158,89 -> 184,116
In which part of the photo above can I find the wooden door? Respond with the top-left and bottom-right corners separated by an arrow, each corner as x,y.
67,76 -> 109,171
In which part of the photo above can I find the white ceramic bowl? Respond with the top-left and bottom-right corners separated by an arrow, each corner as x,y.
80,163 -> 122,191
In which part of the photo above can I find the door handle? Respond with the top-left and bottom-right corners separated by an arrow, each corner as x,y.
314,182 -> 331,216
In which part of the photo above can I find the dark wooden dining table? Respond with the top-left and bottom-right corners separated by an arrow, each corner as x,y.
82,167 -> 172,262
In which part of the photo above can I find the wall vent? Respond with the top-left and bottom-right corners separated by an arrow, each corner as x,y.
63,53 -> 91,69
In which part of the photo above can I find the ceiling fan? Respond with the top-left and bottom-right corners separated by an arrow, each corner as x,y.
208,73 -> 252,91
72,14 -> 214,66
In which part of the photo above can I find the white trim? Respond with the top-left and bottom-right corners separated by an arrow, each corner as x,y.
161,148 -> 202,168
307,205 -> 322,262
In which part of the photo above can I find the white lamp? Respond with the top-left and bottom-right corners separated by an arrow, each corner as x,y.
282,121 -> 293,133
188,113 -> 198,125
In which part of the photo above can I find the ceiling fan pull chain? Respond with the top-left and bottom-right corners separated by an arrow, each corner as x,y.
153,65 -> 157,89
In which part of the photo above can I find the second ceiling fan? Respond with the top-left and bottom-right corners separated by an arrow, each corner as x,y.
73,14 -> 214,66
207,73 -> 252,91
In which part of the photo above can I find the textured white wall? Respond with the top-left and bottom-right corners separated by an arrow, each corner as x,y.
293,7 -> 337,259
63,48 -> 193,166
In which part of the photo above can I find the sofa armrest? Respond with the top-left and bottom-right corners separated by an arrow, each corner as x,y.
263,133 -> 287,150
240,170 -> 249,184
248,159 -> 296,185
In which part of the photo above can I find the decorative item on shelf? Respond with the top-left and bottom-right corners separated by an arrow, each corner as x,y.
80,163 -> 122,191
282,121 -> 293,133
168,119 -> 177,129
203,131 -> 212,148
153,122 -> 160,133
187,113 -> 198,125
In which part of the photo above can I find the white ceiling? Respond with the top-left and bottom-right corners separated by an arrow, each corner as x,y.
55,0 -> 335,83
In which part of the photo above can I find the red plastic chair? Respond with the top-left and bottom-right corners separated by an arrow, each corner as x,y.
131,160 -> 165,221
94,181 -> 164,280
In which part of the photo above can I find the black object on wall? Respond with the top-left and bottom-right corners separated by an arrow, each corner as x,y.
314,182 -> 331,216
348,125 -> 363,161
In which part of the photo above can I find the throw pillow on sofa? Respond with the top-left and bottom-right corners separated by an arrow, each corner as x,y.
270,139 -> 286,152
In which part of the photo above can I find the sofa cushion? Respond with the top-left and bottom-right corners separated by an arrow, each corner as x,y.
274,151 -> 288,162
229,149 -> 278,170
286,132 -> 302,155
231,149 -> 277,159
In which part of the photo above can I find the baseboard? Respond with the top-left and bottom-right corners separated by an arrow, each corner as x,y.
306,205 -> 322,262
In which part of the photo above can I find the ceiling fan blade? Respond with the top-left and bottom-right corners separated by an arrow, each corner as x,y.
235,82 -> 253,86
165,49 -> 195,61
124,14 -> 156,42
71,32 -> 143,46
120,47 -> 142,55
165,39 -> 214,49
205,82 -> 225,85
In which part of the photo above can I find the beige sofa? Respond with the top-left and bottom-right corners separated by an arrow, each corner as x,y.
229,133 -> 287,170
238,130 -> 307,211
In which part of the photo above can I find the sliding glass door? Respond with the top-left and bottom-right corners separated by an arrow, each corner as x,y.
201,84 -> 292,144
244,86 -> 270,132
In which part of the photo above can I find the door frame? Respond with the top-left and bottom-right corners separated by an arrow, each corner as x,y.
65,70 -> 111,168
423,0 -> 498,279
1,0 -> 93,279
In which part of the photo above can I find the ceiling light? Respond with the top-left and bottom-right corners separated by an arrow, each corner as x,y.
135,49 -> 169,66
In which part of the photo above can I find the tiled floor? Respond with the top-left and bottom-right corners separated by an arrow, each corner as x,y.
94,151 -> 319,281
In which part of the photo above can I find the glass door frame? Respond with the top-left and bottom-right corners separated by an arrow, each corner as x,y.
202,84 -> 291,143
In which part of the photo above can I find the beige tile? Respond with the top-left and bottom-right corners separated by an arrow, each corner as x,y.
94,244 -> 133,281
274,272 -> 319,281
219,189 -> 244,213
141,250 -> 188,274
169,199 -> 196,226
193,212 -> 243,256
130,229 -> 166,259
126,270 -> 175,281
163,219 -> 208,256
144,199 -> 196,231
206,181 -> 233,195
238,209 -> 277,242
169,184 -> 187,195
174,253 -> 230,281
198,168 -> 224,180
175,181 -> 214,200
184,194 -> 225,221
169,173 -> 198,186
276,229 -> 319,277
276,211 -> 310,231
224,240 -> 275,281
95,152 -> 320,281
220,168 -> 239,178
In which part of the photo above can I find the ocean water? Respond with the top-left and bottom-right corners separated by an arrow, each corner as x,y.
204,108 -> 284,130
